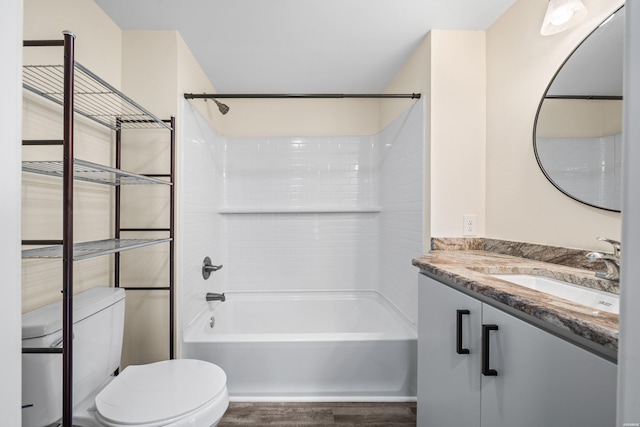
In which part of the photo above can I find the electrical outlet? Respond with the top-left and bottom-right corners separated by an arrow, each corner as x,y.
463,214 -> 477,236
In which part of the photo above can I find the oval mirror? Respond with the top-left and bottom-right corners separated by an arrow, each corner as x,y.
534,6 -> 624,212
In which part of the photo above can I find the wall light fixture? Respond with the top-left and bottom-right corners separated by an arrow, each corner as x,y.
540,0 -> 588,36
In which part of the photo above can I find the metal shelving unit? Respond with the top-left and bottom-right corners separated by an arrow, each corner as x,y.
22,238 -> 173,260
23,62 -> 172,131
22,159 -> 171,186
22,32 -> 175,427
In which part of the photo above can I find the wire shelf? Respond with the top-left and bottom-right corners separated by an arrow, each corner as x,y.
22,159 -> 172,186
22,238 -> 172,261
23,62 -> 171,130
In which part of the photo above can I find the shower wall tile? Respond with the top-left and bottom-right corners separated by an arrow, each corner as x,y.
219,213 -> 379,291
378,102 -> 425,325
614,133 -> 622,209
181,212 -> 218,327
221,135 -> 379,209
180,99 -> 424,330
537,134 -> 622,210
179,101 -> 225,333
213,133 -> 383,293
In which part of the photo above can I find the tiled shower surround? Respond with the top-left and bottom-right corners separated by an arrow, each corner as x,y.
179,100 -> 424,335
536,134 -> 622,210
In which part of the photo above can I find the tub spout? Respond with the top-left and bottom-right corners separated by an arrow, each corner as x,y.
206,292 -> 226,302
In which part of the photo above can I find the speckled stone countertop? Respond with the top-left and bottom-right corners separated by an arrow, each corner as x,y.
413,249 -> 619,354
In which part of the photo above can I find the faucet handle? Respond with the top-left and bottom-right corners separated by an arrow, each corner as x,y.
597,237 -> 620,257
202,256 -> 223,280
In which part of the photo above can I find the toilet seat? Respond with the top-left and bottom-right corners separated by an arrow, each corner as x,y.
94,359 -> 228,427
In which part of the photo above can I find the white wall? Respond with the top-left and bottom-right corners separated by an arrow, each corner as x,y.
0,0 -> 23,424
220,137 -> 379,212
617,1 -> 640,424
382,34 -> 431,251
218,133 -> 380,292
178,100 -> 225,334
379,101 -> 425,323
179,100 -> 424,325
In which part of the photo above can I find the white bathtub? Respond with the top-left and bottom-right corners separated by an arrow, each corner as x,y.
182,290 -> 417,402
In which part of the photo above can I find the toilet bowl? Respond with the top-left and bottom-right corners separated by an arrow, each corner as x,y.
22,287 -> 229,427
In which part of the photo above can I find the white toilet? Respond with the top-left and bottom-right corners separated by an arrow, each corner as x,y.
22,287 -> 229,427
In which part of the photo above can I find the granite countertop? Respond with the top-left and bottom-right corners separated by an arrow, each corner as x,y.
413,250 -> 619,353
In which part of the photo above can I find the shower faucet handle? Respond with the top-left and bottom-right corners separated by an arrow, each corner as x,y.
202,256 -> 223,280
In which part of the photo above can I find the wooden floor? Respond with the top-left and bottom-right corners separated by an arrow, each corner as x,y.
219,402 -> 417,426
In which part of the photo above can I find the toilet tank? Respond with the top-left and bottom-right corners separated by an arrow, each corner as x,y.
22,287 -> 125,427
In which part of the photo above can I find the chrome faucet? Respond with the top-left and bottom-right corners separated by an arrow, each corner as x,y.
586,237 -> 620,282
202,257 -> 223,280
206,292 -> 226,302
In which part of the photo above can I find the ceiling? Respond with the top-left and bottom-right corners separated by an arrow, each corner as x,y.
94,0 -> 516,94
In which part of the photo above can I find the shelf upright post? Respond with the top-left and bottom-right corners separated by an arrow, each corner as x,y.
115,118 -> 122,288
61,30 -> 75,427
169,116 -> 176,359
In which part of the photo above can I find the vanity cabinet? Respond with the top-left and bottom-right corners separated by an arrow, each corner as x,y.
417,274 -> 616,427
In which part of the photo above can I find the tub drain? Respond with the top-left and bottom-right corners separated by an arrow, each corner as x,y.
209,315 -> 215,328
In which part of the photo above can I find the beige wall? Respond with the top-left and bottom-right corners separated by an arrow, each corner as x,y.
382,0 -> 622,251
382,30 -> 486,244
537,98 -> 622,137
486,0 -> 623,251
22,0 -> 121,312
23,0 -> 121,86
21,4 -> 218,367
429,31 -> 486,239
214,98 -> 379,137
381,34 -> 430,129
119,31 -> 178,367
115,31 -> 223,366
176,35 -> 222,132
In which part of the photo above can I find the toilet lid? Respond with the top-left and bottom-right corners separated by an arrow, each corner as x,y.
96,359 -> 227,426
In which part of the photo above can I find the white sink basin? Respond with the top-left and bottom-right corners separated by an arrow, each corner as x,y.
490,274 -> 619,315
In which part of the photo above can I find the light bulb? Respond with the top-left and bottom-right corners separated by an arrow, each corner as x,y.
551,9 -> 574,26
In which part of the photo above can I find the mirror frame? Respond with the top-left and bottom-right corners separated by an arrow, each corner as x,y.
533,5 -> 624,213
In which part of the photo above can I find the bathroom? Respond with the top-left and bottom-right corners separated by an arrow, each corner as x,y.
3,0 -> 640,425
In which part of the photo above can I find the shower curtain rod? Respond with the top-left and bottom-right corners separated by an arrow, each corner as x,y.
184,93 -> 421,99
544,95 -> 622,100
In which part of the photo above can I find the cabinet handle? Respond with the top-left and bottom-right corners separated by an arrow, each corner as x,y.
482,324 -> 499,376
456,309 -> 470,354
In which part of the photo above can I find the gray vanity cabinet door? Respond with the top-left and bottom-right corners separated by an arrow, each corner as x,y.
418,275 -> 482,427
480,304 -> 617,427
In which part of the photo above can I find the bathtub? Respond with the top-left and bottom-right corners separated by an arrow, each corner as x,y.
182,290 -> 417,402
